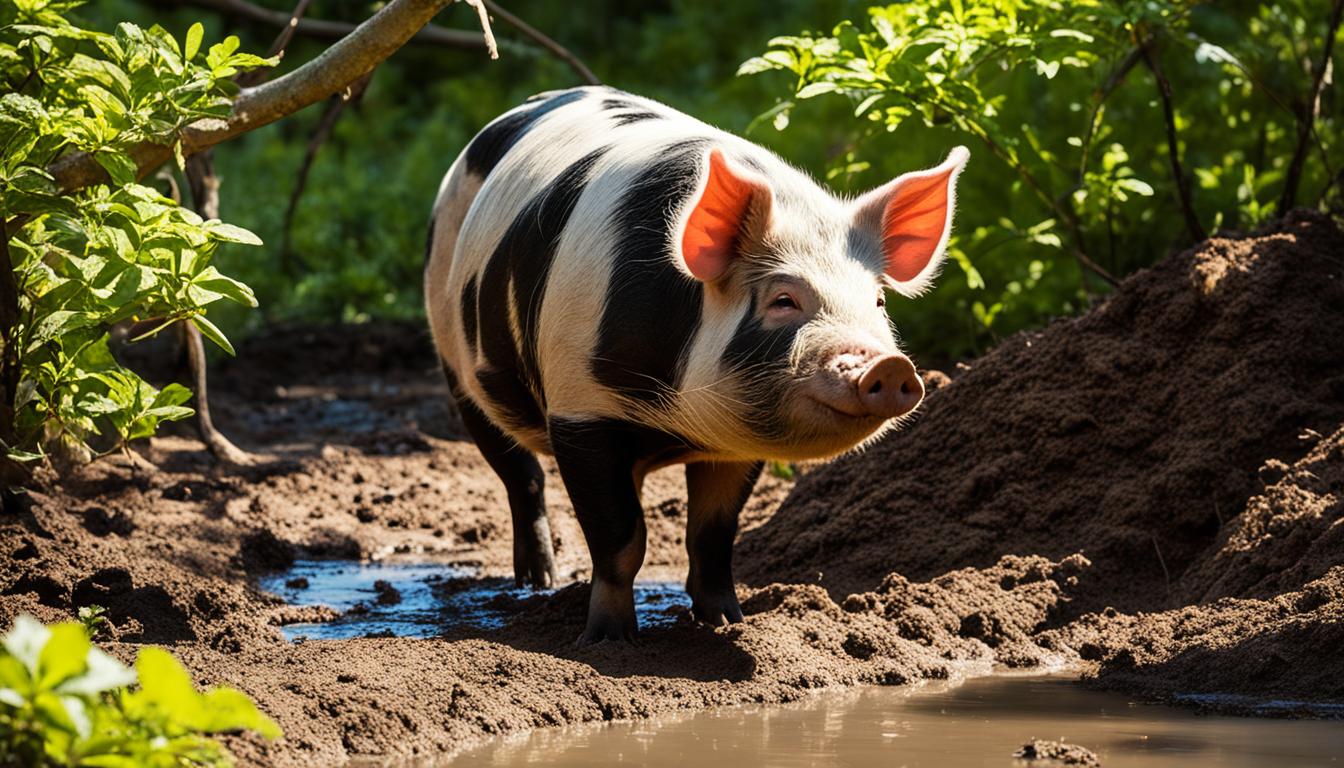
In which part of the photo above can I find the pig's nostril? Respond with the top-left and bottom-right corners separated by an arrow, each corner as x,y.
899,380 -> 912,395
868,380 -> 882,395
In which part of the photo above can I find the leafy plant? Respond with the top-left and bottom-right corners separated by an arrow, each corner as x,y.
0,615 -> 280,767
1,0 -> 274,468
741,0 -> 1341,353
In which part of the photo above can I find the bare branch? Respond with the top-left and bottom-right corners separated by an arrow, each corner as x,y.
280,70 -> 377,273
1281,0 -> 1343,213
1138,37 -> 1206,242
1078,46 -> 1142,186
232,0 -> 312,88
49,0 -> 458,195
462,0 -> 498,59
483,0 -> 599,85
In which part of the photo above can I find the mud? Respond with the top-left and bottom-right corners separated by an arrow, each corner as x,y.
3,211 -> 1342,764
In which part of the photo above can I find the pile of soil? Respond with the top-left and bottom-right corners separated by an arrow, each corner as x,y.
2,211 -> 1341,764
739,209 -> 1344,704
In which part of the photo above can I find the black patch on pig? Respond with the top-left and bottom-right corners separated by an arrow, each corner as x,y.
613,111 -> 662,126
722,293 -> 797,440
548,417 -> 698,568
475,147 -> 609,429
465,89 -> 586,178
422,218 -> 435,273
460,274 -> 479,356
592,139 -> 709,403
601,98 -> 640,111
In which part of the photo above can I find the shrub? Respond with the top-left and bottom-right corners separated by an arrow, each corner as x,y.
0,0 -> 273,469
0,615 -> 279,767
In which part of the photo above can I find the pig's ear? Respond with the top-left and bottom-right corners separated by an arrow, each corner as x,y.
679,148 -> 773,283
854,146 -> 969,297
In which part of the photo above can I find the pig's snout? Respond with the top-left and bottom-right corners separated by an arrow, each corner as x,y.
857,354 -> 923,418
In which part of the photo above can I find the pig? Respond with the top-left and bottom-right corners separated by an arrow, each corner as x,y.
424,86 -> 967,644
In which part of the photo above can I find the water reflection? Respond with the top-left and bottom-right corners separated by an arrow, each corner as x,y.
448,675 -> 1344,768
259,559 -> 688,641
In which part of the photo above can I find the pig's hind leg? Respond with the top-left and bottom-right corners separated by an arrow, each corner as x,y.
448,375 -> 558,589
685,461 -> 763,626
549,418 -> 649,645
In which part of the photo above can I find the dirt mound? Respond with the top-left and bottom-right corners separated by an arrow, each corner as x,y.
1048,424 -> 1344,707
3,213 -> 1342,765
739,210 -> 1344,616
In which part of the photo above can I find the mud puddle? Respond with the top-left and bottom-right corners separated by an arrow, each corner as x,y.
260,560 -> 687,640
444,674 -> 1344,767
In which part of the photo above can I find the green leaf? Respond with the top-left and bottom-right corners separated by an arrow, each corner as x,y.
93,151 -> 137,186
203,221 -> 263,245
796,81 -> 839,99
200,687 -> 282,738
184,21 -> 203,61
36,623 -> 91,690
192,267 -> 257,307
134,646 -> 203,721
1115,178 -> 1154,196
191,315 -> 234,356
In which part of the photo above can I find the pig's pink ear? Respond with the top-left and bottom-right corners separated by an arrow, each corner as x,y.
854,146 -> 969,297
680,149 -> 773,283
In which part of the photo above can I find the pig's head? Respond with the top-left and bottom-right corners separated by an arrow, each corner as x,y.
674,145 -> 968,460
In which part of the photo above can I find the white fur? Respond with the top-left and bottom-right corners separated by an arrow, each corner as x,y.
427,87 -> 962,459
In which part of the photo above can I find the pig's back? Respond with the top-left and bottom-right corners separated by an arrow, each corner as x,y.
426,87 -> 809,454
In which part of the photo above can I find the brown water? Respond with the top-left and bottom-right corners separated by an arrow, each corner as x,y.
446,674 -> 1344,767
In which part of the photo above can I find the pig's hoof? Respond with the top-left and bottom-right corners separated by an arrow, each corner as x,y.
513,520 -> 558,589
513,545 -> 557,589
575,613 -> 638,646
690,589 -> 744,627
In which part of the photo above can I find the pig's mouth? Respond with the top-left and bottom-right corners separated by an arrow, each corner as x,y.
803,394 -> 881,421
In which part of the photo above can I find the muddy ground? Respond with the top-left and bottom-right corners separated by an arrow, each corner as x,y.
2,211 -> 1341,765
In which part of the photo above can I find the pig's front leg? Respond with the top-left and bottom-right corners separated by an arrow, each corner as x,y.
685,461 -> 763,626
549,419 -> 648,645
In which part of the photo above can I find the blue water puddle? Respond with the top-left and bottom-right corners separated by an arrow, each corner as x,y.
260,559 -> 688,641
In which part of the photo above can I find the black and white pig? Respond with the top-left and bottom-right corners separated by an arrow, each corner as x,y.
424,86 -> 967,644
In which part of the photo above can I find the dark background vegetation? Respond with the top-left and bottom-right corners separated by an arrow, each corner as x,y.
85,0 -> 1340,364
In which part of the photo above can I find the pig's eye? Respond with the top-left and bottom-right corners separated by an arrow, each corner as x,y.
877,293 -> 886,308
768,293 -> 799,311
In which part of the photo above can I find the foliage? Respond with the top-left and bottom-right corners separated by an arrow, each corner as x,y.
71,0 -> 1341,367
0,615 -> 279,767
0,0 -> 273,466
741,0 -> 1341,353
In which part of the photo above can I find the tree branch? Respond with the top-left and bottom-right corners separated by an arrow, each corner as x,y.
49,0 -> 464,195
1138,37 -> 1206,242
280,69 -> 377,274
1280,0 -> 1343,213
483,0 -> 599,85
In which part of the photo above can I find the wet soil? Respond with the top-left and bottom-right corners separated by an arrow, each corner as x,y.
3,211 -> 1342,765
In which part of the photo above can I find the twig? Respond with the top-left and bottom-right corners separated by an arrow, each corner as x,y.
1078,46 -> 1143,187
178,155 -> 256,466
233,0 -> 313,88
1138,34 -> 1206,242
1151,533 -> 1171,597
0,221 -> 20,451
1280,0 -> 1344,213
462,0 -> 498,59
483,0 -> 599,85
280,70 -> 377,274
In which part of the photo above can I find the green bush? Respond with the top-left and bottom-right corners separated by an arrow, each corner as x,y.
0,0 -> 273,467
0,615 -> 279,767
66,0 -> 1340,367
742,0 -> 1340,357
